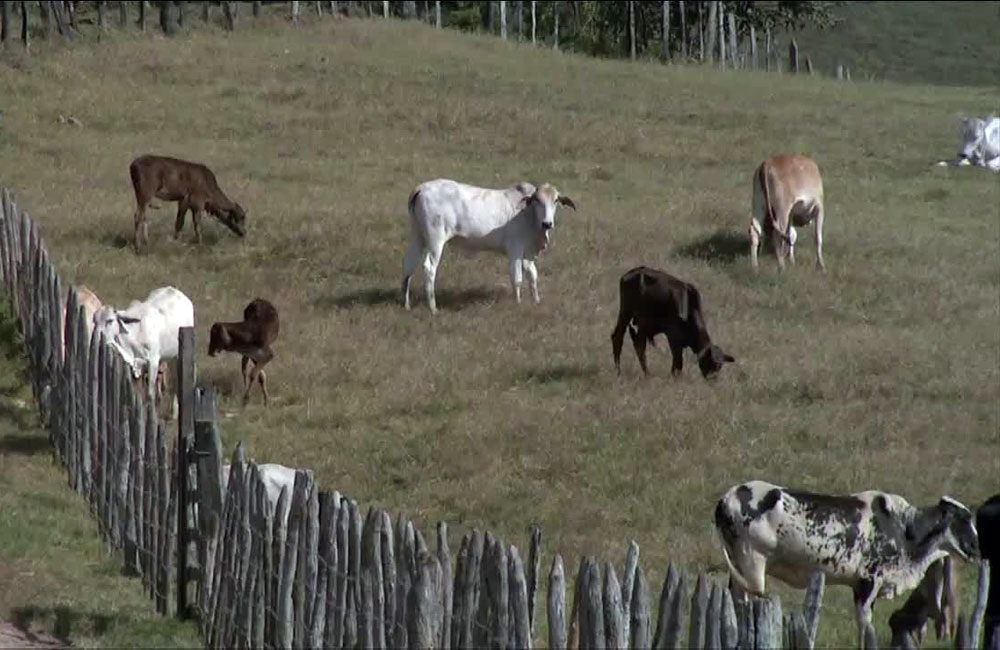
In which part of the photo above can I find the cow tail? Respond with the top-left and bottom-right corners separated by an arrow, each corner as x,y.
759,162 -> 789,243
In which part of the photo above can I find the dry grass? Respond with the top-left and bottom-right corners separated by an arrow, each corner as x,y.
0,12 -> 997,647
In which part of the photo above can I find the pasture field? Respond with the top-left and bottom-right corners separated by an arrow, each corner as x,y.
1,12 -> 998,647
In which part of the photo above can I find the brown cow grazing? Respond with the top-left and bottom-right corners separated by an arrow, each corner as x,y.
611,266 -> 735,379
749,153 -> 826,272
129,154 -> 247,254
208,298 -> 280,405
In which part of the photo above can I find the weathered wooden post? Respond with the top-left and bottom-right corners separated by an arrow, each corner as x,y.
604,563 -> 626,648
750,25 -> 757,69
223,1 -> 235,29
805,56 -> 813,74
499,0 -> 506,39
175,327 -> 195,618
435,0 -> 440,27
382,0 -> 388,18
548,554 -> 567,650
526,526 -> 541,638
789,37 -> 799,73
621,541 -> 639,642
727,11 -> 737,68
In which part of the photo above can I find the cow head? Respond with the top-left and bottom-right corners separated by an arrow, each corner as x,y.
957,116 -> 986,164
211,202 -> 247,238
696,344 -> 736,380
518,183 -> 576,244
207,322 -> 230,357
92,306 -> 145,379
937,496 -> 979,563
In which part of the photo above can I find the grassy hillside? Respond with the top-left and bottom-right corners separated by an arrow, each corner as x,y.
0,12 -> 998,648
782,1 -> 1000,87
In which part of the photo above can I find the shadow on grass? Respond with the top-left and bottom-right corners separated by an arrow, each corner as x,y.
318,286 -> 507,311
524,362 -> 602,384
0,430 -> 48,454
674,228 -> 748,265
12,604 -> 114,643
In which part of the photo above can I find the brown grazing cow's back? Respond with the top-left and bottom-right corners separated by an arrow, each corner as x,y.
129,154 -> 247,254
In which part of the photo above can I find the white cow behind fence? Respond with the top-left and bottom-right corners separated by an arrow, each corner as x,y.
92,286 -> 194,416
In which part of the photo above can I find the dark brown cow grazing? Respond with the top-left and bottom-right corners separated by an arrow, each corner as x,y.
611,266 -> 735,379
129,154 -> 247,254
208,298 -> 280,405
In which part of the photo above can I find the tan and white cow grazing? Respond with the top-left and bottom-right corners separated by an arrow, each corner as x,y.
749,154 -> 826,272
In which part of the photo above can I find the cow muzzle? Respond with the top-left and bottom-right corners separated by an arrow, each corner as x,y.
541,222 -> 553,231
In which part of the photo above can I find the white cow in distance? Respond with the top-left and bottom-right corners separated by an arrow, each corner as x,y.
401,179 -> 577,314
938,115 -> 1000,171
93,286 -> 194,415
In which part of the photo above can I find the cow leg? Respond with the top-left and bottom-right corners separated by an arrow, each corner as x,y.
854,578 -> 879,649
669,342 -> 684,376
509,257 -> 524,304
749,218 -> 762,271
174,200 -> 189,239
257,368 -> 269,405
814,205 -> 826,271
787,226 -> 798,264
192,209 -> 204,244
133,205 -> 149,254
771,225 -> 787,272
630,328 -> 650,376
611,316 -> 631,376
241,355 -> 251,389
523,259 -> 540,304
401,237 -> 423,310
423,239 -> 445,315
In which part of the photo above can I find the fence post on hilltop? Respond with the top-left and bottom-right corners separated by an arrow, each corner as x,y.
176,326 -> 194,618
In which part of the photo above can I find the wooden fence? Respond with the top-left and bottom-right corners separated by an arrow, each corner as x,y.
9,174 -> 993,649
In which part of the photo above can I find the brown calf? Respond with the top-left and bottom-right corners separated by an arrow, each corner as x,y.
208,298 -> 280,405
611,266 -> 734,379
129,154 -> 247,254
888,557 -> 958,649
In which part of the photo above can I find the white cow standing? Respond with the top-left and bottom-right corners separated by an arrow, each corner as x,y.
400,179 -> 576,314
93,286 -> 194,418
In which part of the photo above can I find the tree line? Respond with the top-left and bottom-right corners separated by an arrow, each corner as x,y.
1,1 -> 840,72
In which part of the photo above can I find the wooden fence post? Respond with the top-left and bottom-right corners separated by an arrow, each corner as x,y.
603,563 -> 625,648
629,564 -> 650,649
509,545 -> 531,648
688,574 -> 709,648
621,540 -> 639,643
804,571 -> 825,645
548,554 -> 567,649
437,521 -> 452,649
527,526 -> 541,638
652,563 -> 688,649
175,327 -> 194,618
789,37 -> 799,73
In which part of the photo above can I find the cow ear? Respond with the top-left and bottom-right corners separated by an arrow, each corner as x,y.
517,194 -> 534,211
557,195 -> 577,210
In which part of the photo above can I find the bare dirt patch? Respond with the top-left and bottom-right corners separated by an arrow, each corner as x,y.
0,620 -> 67,649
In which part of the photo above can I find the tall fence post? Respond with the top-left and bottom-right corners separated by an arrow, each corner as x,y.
194,385 -> 224,620
176,326 -> 195,619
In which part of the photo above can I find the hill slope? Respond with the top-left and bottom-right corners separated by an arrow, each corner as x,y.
0,13 -> 998,647
782,0 -> 1000,87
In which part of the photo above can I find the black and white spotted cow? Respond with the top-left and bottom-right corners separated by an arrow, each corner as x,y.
713,480 -> 980,648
